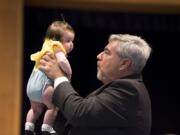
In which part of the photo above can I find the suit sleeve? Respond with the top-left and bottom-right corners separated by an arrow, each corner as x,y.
52,80 -> 138,127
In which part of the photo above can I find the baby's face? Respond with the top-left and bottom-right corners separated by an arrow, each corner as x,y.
61,30 -> 75,53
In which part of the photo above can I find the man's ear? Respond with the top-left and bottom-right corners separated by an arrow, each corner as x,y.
119,58 -> 132,71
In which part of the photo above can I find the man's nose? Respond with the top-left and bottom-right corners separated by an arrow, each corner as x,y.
97,52 -> 103,60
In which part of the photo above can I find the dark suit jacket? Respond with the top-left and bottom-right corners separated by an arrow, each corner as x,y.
52,74 -> 151,135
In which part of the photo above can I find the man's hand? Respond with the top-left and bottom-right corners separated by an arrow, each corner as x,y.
39,52 -> 65,80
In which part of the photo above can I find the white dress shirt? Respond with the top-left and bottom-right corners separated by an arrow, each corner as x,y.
54,76 -> 69,88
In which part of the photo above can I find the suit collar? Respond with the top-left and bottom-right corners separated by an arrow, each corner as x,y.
121,74 -> 142,80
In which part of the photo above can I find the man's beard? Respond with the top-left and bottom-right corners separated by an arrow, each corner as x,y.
97,70 -> 101,80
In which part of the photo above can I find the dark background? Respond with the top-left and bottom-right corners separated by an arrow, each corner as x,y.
22,6 -> 180,135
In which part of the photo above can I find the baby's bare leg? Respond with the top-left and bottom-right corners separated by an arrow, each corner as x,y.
26,101 -> 45,123
42,85 -> 59,133
25,101 -> 44,132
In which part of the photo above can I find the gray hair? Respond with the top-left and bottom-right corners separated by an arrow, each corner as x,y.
109,34 -> 152,74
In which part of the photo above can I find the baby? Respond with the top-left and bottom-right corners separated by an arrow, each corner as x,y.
25,20 -> 75,135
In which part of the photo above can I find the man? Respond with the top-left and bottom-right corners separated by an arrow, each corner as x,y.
39,34 -> 152,135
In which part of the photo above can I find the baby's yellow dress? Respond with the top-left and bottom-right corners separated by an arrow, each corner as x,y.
31,38 -> 66,70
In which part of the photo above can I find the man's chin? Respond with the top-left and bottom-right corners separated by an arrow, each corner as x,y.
97,71 -> 102,81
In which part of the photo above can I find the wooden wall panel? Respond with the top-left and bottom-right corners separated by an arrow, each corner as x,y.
0,0 -> 23,135
25,0 -> 180,13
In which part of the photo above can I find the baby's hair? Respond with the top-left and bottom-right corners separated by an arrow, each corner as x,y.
60,13 -> 66,22
45,19 -> 74,41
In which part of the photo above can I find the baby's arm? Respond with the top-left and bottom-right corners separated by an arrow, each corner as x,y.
55,52 -> 72,80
